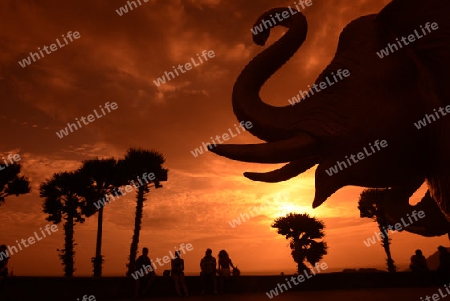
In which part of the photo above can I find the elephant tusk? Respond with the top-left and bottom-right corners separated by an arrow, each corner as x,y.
209,133 -> 317,164
244,157 -> 318,182
312,191 -> 328,209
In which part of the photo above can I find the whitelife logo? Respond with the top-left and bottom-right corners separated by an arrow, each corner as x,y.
287,69 -> 350,106
55,102 -> 118,139
115,0 -> 150,16
419,283 -> 450,301
250,0 -> 313,35
92,172 -> 156,210
228,192 -> 290,228
153,50 -> 215,87
228,204 -> 269,228
325,140 -> 388,176
77,295 -> 96,301
414,104 -> 450,129
266,262 -> 328,299
130,243 -> 193,280
0,153 -> 21,171
18,31 -> 81,68
190,121 -> 253,158
376,22 -> 438,59
362,210 -> 425,247
0,224 -> 59,261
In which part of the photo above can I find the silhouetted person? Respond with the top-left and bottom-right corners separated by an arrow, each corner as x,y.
0,245 -> 8,289
409,249 -> 430,285
134,247 -> 156,298
171,250 -> 188,297
218,250 -> 235,293
438,246 -> 450,284
410,249 -> 428,273
200,248 -> 217,295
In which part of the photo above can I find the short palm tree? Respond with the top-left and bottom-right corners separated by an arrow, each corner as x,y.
118,148 -> 168,276
40,170 -> 88,276
0,162 -> 30,206
272,213 -> 327,274
358,188 -> 396,272
78,158 -> 122,277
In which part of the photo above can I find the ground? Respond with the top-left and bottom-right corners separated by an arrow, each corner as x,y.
115,287 -> 445,301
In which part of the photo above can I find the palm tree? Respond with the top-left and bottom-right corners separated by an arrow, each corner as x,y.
272,213 -> 327,274
0,162 -> 30,206
118,148 -> 168,276
78,158 -> 122,277
358,188 -> 397,272
40,170 -> 88,276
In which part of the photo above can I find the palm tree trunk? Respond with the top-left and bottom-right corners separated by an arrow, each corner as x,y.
379,224 -> 396,272
126,185 -> 147,276
93,207 -> 104,277
62,212 -> 75,276
296,261 -> 309,274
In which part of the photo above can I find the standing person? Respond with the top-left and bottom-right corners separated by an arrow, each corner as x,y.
171,250 -> 188,297
200,248 -> 217,295
0,245 -> 8,288
218,250 -> 235,293
437,246 -> 450,284
133,247 -> 156,299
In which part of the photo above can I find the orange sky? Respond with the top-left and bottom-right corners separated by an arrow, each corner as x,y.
0,0 -> 447,276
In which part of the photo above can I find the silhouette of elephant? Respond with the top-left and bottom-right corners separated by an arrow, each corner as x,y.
211,0 -> 450,237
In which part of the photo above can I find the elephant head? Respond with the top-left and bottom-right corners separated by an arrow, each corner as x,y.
211,0 -> 450,236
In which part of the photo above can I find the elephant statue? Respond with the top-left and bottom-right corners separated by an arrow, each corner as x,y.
211,0 -> 450,237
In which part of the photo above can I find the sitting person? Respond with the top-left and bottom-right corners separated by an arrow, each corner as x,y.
200,248 -> 217,295
218,250 -> 235,293
410,249 -> 428,273
171,250 -> 188,297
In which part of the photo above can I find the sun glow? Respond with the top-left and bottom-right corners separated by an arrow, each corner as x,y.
261,191 -> 317,219
271,202 -> 316,218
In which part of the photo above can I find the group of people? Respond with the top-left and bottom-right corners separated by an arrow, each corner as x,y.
410,245 -> 450,283
200,248 -> 238,295
133,247 -> 189,298
134,247 -> 239,298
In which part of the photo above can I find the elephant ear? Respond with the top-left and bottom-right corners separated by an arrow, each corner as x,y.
379,190 -> 450,237
376,0 -> 450,106
377,0 -> 450,217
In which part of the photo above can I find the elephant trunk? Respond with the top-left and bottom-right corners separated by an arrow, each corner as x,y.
212,8 -> 322,168
232,7 -> 311,143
